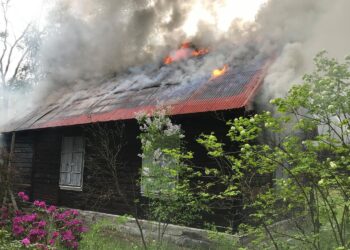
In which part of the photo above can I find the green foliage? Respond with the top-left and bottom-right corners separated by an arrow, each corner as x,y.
0,229 -> 41,250
206,226 -> 243,250
197,52 -> 350,249
0,229 -> 22,250
137,110 -> 209,247
137,110 -> 183,198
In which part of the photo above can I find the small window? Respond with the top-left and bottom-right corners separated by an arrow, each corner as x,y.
59,136 -> 85,191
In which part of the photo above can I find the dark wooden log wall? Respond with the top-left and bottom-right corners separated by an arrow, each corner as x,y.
174,109 -> 246,229
9,109 -> 255,229
31,128 -> 62,204
61,120 -> 142,214
11,132 -> 34,195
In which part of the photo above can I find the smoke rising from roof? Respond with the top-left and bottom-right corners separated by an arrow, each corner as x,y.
41,0 -> 195,84
40,0 -> 350,91
256,0 -> 350,101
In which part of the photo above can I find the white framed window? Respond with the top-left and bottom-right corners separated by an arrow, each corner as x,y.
59,136 -> 85,191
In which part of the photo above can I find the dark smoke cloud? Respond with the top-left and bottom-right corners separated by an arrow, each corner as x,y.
40,0 -> 196,84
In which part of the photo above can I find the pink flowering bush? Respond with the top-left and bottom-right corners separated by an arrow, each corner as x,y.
0,192 -> 88,249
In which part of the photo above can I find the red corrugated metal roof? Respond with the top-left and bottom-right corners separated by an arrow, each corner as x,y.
2,57 -> 271,132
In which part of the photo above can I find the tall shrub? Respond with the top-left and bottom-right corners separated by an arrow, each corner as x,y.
198,52 -> 350,249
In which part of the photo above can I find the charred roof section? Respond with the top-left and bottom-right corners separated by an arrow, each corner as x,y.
2,56 -> 270,132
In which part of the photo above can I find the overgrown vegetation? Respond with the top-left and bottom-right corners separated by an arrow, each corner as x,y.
197,51 -> 350,249
137,111 -> 210,248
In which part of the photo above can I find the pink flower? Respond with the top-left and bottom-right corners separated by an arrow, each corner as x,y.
13,225 -> 25,236
35,243 -> 48,250
15,210 -> 23,216
22,213 -> 37,222
18,192 -> 29,201
70,209 -> 79,216
72,241 -> 79,249
21,237 -> 30,246
13,216 -> 23,224
61,230 -> 75,241
47,205 -> 56,213
66,219 -> 81,226
55,210 -> 73,221
52,231 -> 59,239
29,228 -> 46,239
33,200 -> 47,209
38,220 -> 46,227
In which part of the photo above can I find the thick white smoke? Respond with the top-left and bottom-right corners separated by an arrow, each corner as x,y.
40,0 -> 197,84
40,0 -> 350,92
256,0 -> 350,101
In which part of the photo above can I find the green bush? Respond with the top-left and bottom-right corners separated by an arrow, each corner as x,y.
0,229 -> 26,250
198,52 -> 350,249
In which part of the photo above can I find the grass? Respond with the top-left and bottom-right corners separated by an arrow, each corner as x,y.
79,219 -> 195,250
80,232 -> 142,250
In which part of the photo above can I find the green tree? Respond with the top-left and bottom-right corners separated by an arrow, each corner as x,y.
137,110 -> 208,248
198,52 -> 350,249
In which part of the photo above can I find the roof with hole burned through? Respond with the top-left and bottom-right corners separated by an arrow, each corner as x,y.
2,56 -> 271,132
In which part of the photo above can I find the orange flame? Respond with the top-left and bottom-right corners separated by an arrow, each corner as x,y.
180,42 -> 191,49
211,64 -> 228,78
192,48 -> 209,57
163,42 -> 209,65
163,56 -> 173,65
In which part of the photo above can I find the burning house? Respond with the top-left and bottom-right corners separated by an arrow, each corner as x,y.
0,43 -> 271,226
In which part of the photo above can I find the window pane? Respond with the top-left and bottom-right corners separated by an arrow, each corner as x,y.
60,153 -> 71,172
71,173 -> 82,186
72,152 -> 83,173
73,137 -> 84,152
60,136 -> 84,189
59,172 -> 70,186
62,137 -> 74,153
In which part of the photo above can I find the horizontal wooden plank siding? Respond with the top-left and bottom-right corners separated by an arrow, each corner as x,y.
32,129 -> 61,204
12,132 -> 34,195
174,110 -> 245,228
59,120 -> 142,214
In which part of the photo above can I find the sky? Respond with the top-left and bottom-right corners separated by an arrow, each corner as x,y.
183,0 -> 267,35
6,0 -> 48,33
